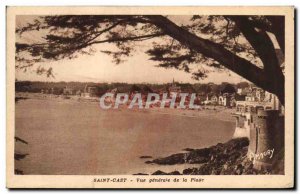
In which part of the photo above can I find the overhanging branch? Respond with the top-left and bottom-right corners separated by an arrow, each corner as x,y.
147,15 -> 285,104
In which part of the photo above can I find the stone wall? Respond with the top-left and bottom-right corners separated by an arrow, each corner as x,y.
232,114 -> 249,139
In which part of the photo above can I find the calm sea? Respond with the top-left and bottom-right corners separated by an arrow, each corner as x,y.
15,99 -> 235,175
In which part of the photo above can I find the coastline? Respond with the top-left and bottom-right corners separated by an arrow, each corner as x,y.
15,92 -> 241,175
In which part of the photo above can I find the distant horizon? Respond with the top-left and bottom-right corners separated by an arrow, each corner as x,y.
16,66 -> 247,85
15,79 -> 249,86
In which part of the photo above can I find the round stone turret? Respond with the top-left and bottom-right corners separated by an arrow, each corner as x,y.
247,110 -> 284,170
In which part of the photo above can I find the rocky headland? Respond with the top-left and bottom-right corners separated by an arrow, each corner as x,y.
141,138 -> 277,175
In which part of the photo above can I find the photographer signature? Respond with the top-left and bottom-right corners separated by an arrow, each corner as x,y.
249,148 -> 275,161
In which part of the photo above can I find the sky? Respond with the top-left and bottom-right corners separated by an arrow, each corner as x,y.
15,15 -> 247,84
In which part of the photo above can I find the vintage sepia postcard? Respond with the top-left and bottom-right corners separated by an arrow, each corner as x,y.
6,6 -> 294,189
